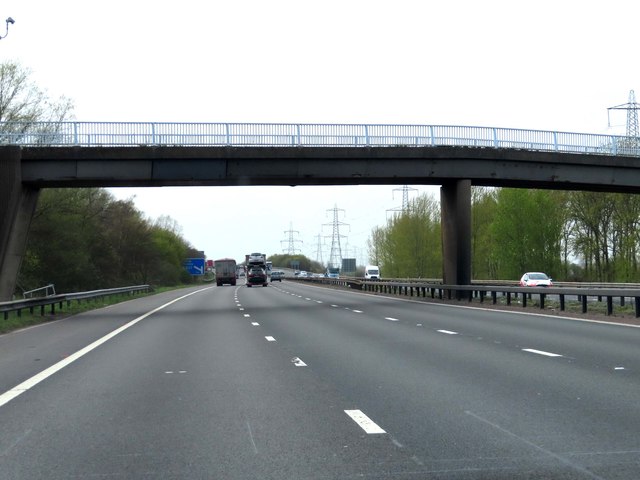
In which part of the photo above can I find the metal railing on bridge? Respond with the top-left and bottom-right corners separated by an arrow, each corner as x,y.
1,121 -> 639,157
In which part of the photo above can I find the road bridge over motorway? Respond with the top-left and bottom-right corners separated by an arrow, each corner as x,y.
2,121 -> 640,300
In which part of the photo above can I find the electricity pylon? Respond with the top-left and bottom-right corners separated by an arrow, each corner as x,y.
323,205 -> 349,269
281,222 -> 302,255
608,90 -> 639,148
386,185 -> 418,216
313,233 -> 325,265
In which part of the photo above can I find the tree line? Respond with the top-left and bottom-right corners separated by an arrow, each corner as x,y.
17,188 -> 199,294
368,187 -> 640,283
267,254 -> 325,273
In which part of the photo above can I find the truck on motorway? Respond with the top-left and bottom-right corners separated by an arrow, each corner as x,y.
245,253 -> 269,287
214,258 -> 237,286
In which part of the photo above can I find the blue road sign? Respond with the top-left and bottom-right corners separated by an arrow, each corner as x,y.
183,258 -> 205,276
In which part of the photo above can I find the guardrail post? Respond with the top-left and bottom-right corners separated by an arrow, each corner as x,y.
606,296 -> 613,315
581,295 -> 587,314
636,297 -> 640,318
540,293 -> 545,309
560,294 -> 565,311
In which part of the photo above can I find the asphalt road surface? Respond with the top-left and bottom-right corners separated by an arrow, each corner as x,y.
1,280 -> 639,479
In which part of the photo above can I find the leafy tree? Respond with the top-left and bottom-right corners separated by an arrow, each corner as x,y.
19,188 -> 197,292
19,188 -> 111,292
148,217 -> 193,285
567,191 -> 640,282
366,226 -> 385,266
567,192 -> 616,281
367,193 -> 441,278
490,188 -> 563,280
611,194 -> 640,281
100,199 -> 156,285
0,60 -> 74,142
471,187 -> 498,279
267,254 -> 323,273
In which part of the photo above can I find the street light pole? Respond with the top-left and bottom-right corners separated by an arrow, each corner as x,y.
0,17 -> 14,40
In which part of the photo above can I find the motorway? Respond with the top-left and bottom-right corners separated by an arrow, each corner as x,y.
0,281 -> 639,479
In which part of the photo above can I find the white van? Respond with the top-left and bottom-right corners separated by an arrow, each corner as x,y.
364,265 -> 380,280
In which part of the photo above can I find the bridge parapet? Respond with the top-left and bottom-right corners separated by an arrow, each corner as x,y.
1,121 -> 639,157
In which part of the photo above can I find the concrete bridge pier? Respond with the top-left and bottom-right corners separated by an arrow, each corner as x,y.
0,147 -> 40,301
441,180 -> 471,295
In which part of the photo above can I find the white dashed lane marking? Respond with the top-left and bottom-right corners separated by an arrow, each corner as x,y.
437,329 -> 459,335
385,317 -> 399,322
345,409 -> 386,434
522,348 -> 563,357
265,336 -> 276,342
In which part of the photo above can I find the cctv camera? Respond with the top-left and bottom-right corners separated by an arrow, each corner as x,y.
6,17 -> 14,24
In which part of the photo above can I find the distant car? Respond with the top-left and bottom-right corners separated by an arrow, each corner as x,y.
247,267 -> 268,287
270,271 -> 284,282
519,272 -> 552,287
247,253 -> 266,266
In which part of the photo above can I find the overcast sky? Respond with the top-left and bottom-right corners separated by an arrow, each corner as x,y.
3,0 -> 639,265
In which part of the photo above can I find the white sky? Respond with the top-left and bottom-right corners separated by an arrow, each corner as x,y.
2,0 -> 639,265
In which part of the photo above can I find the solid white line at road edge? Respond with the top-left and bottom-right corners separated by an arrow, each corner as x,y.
344,409 -> 386,434
0,287 -> 214,410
